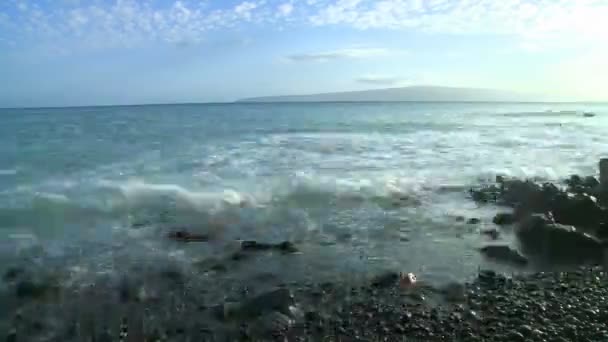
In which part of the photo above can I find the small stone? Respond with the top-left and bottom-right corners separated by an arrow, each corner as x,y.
518,324 -> 533,337
507,330 -> 526,342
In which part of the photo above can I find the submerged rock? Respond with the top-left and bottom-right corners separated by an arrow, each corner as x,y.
240,240 -> 299,254
371,272 -> 399,288
3,267 -> 25,282
15,278 -> 60,300
479,245 -> 528,266
167,230 -> 209,242
215,288 -> 296,320
467,218 -> 481,225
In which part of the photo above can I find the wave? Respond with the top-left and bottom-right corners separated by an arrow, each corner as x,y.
0,173 -> 440,233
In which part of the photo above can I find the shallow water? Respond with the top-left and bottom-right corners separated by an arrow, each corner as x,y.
1,102 -> 608,300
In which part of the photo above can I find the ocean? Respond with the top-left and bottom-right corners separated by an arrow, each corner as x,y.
1,102 -> 607,305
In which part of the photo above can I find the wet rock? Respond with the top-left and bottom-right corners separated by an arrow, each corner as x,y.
240,240 -> 299,254
481,228 -> 500,240
517,214 -> 605,263
550,193 -> 607,228
15,278 -> 59,300
159,268 -> 183,283
493,212 -> 516,225
467,218 -> 481,225
3,267 -> 25,282
601,159 -> 608,189
237,288 -> 296,318
241,240 -> 273,251
254,311 -> 294,336
276,241 -> 299,254
210,263 -> 228,272
479,245 -> 528,266
167,230 -> 209,242
371,272 -> 399,288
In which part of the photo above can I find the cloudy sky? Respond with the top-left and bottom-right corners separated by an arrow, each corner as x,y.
0,0 -> 607,107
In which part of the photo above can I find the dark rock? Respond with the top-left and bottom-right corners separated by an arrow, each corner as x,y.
481,228 -> 500,240
3,267 -> 25,282
478,270 -> 497,282
583,176 -> 600,189
454,216 -> 466,222
276,241 -> 299,253
479,245 -> 528,266
583,112 -> 596,117
493,212 -> 516,225
15,278 -> 59,300
5,330 -> 16,342
240,240 -> 299,253
550,193 -> 607,228
371,272 -> 399,288
159,268 -> 183,283
237,288 -> 296,318
601,159 -> 608,189
255,311 -> 294,336
467,218 -> 481,225
517,214 -> 605,263
231,251 -> 250,261
241,240 -> 273,251
167,230 -> 209,242
210,263 -> 228,272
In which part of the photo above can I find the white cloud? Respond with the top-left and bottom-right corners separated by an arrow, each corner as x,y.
2,0 -> 607,53
234,1 -> 261,20
286,47 -> 390,62
278,3 -> 294,17
310,0 -> 608,47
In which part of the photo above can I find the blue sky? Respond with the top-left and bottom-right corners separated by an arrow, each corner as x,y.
0,0 -> 607,107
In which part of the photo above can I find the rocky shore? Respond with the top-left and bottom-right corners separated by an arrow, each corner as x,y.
3,159 -> 608,341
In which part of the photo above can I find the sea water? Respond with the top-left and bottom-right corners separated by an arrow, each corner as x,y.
1,102 -> 607,300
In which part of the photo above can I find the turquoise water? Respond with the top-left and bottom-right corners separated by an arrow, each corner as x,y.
1,102 -> 608,292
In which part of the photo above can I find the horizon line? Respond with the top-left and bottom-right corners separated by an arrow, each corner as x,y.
2,100 -> 608,110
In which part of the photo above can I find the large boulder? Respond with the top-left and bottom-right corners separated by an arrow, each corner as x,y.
550,193 -> 608,229
516,214 -> 605,264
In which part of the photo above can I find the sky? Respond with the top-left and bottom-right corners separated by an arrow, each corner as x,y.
0,0 -> 607,107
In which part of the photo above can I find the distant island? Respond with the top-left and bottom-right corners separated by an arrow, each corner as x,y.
237,86 -> 541,103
